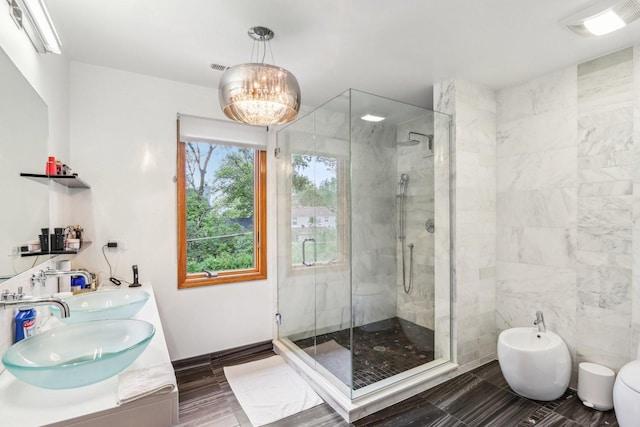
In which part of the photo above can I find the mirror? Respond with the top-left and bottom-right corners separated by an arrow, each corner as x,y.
0,47 -> 49,280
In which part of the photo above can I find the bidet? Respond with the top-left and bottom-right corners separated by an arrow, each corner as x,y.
497,327 -> 571,400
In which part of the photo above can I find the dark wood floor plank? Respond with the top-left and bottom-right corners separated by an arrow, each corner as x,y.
469,359 -> 510,390
173,342 -> 620,427
552,391 -> 618,427
263,403 -> 350,427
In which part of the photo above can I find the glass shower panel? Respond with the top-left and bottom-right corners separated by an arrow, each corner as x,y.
276,91 -> 353,394
276,113 -> 317,344
349,90 -> 450,397
277,88 -> 452,400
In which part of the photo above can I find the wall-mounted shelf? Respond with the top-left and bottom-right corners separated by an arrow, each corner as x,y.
21,241 -> 92,257
20,173 -> 90,189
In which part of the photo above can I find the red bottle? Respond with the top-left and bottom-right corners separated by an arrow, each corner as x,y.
46,156 -> 56,175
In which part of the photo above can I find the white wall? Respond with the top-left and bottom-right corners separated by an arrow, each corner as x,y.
0,1 -> 71,359
0,3 -> 69,161
68,62 -> 274,360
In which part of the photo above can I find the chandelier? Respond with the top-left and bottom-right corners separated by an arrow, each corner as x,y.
218,26 -> 301,126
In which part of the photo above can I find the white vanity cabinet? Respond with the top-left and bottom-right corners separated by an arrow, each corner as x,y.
0,283 -> 178,427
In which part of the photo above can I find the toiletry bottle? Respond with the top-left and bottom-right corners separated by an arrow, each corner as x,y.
46,156 -> 56,175
15,308 -> 36,343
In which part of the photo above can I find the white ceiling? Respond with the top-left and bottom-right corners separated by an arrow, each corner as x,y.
47,0 -> 640,109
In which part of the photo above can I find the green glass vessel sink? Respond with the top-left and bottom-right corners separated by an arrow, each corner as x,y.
2,319 -> 155,389
51,289 -> 150,323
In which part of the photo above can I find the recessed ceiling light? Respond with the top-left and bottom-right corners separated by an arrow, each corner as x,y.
584,10 -> 626,35
361,114 -> 385,122
562,0 -> 640,37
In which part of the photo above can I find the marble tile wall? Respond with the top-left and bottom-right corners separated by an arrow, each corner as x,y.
577,47 -> 634,369
396,115 -> 436,330
434,79 -> 497,366
633,45 -> 640,360
350,116 -> 399,327
495,66 -> 579,373
495,47 -> 640,379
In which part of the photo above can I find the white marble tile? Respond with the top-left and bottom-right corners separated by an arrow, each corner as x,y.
497,147 -> 577,192
497,188 -> 576,228
578,47 -> 633,115
577,226 -> 632,254
578,200 -> 632,228
455,108 -> 496,154
497,226 -> 576,267
576,318 -> 631,370
497,109 -> 577,158
579,149 -> 635,171
578,180 -> 633,197
578,108 -> 633,158
579,166 -> 635,183
576,250 -> 633,270
497,66 -> 577,123
434,79 -> 455,115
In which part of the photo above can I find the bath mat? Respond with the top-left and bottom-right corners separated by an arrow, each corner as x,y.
304,340 -> 352,386
224,355 -> 323,426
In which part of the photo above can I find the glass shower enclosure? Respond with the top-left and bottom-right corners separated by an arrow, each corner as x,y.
275,89 -> 451,400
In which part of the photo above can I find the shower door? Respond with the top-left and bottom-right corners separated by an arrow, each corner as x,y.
276,93 -> 353,394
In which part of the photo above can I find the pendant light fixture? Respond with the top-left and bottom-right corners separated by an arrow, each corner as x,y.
218,26 -> 301,126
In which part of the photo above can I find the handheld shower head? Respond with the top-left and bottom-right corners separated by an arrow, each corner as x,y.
398,174 -> 409,197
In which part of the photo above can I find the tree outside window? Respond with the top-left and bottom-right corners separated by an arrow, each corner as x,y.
178,141 -> 266,288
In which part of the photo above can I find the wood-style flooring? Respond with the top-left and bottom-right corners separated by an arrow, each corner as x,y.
172,342 -> 619,427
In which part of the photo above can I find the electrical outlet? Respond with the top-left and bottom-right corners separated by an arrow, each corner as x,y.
107,240 -> 127,250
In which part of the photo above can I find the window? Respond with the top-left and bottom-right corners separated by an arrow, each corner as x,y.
177,139 -> 266,288
290,154 -> 342,266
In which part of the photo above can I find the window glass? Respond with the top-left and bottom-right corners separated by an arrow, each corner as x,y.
290,154 -> 338,266
178,140 -> 266,288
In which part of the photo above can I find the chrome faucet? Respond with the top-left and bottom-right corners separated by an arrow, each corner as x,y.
533,310 -> 546,333
31,268 -> 92,288
1,287 -> 70,317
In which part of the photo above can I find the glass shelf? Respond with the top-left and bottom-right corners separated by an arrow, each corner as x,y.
20,173 -> 90,189
21,242 -> 92,257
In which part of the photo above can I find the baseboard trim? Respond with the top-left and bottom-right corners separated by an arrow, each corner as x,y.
171,340 -> 273,370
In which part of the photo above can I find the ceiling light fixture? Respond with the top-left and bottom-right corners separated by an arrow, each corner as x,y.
563,0 -> 640,36
218,26 -> 301,126
8,0 -> 61,54
361,114 -> 386,122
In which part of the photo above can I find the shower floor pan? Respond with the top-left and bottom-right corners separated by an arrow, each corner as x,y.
293,317 -> 435,390
276,316 -> 458,421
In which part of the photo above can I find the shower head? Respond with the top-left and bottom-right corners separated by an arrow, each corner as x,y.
397,132 -> 433,149
400,173 -> 409,182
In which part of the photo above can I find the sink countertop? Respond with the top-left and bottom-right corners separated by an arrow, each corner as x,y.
0,282 -> 178,427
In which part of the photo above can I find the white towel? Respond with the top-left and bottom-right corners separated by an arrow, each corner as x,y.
117,362 -> 177,405
224,355 -> 323,426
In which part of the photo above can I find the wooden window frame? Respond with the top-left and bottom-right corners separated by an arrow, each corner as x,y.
177,139 -> 267,288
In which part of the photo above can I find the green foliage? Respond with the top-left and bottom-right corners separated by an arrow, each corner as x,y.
185,143 -> 255,273
214,148 -> 254,219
